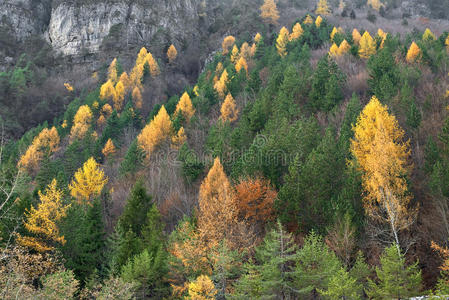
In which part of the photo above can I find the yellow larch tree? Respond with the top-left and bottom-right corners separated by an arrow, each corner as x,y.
114,80 -> 125,111
69,157 -> 108,205
97,114 -> 106,128
222,36 -> 236,55
137,105 -> 173,159
235,57 -> 248,75
102,138 -> 116,158
193,85 -> 200,97
250,43 -> 257,57
220,93 -> 239,123
368,0 -> 383,11
338,39 -> 351,55
64,83 -> 74,92
17,179 -> 69,252
260,0 -> 279,25
136,47 -> 149,66
338,0 -> 346,12
167,44 -> 178,64
69,105 -> 93,143
100,79 -> 116,102
214,69 -> 229,99
330,27 -> 343,41
254,33 -> 262,44
230,45 -> 239,63
102,103 -> 113,117
129,63 -> 144,90
187,275 -> 217,300
276,26 -> 289,57
175,92 -> 196,122
132,86 -> 143,109
145,52 -> 160,77
423,28 -> 436,41
406,42 -> 422,63
303,14 -> 314,24
108,58 -> 118,84
197,157 -> 236,249
18,127 -> 60,172
329,43 -> 340,57
171,127 -> 187,149
315,0 -> 331,16
215,62 -> 224,76
315,15 -> 323,27
239,42 -> 251,60
377,28 -> 387,48
352,28 -> 362,45
119,71 -> 130,92
358,31 -> 376,59
351,96 -> 416,253
289,23 -> 304,41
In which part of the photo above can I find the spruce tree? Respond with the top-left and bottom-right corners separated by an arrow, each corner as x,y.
366,244 -> 421,299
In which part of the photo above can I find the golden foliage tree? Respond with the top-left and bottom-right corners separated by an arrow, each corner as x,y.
358,31 -> 376,59
97,114 -> 106,128
18,127 -> 60,172
254,33 -> 262,44
102,139 -> 116,158
230,45 -> 239,63
119,71 -> 130,92
260,0 -> 279,25
315,0 -> 331,16
445,35 -> 449,52
289,23 -> 304,41
69,157 -> 108,205
239,42 -> 251,60
137,105 -> 173,159
329,43 -> 339,57
102,103 -> 113,117
352,28 -> 362,45
423,28 -> 436,41
187,275 -> 217,300
330,26 -> 343,41
69,105 -> 93,143
130,63 -> 144,90
167,44 -> 178,64
100,79 -> 116,101
276,26 -> 289,57
132,86 -> 143,109
234,177 -> 276,223
145,52 -> 160,77
214,69 -> 229,99
250,43 -> 257,57
108,58 -> 118,84
17,179 -> 69,252
338,39 -> 351,55
368,0 -> 383,11
198,157 -> 237,249
303,14 -> 313,24
114,80 -> 125,111
235,57 -> 248,75
377,28 -> 387,48
193,85 -> 200,97
222,36 -> 236,55
172,127 -> 187,149
64,83 -> 74,92
136,47 -> 149,66
406,42 -> 422,63
220,93 -> 239,123
351,96 -> 416,252
432,241 -> 449,287
175,92 -> 196,122
315,15 -> 323,27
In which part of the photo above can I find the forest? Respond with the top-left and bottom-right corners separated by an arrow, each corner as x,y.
1,0 -> 449,298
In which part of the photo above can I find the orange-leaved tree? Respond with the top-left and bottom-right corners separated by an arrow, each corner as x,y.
230,45 -> 239,63
352,29 -> 362,45
145,52 -> 160,77
260,0 -> 279,26
187,275 -> 217,300
175,92 -> 195,122
17,179 -> 69,252
100,79 -> 117,102
358,31 -> 376,59
167,44 -> 178,64
69,105 -> 93,143
171,127 -> 187,149
119,71 -> 130,92
351,96 -> 417,254
132,86 -> 143,109
406,42 -> 422,63
69,157 -> 108,206
114,80 -> 125,111
276,27 -> 289,57
137,105 -> 173,159
108,58 -> 118,84
220,93 -> 239,123
235,57 -> 248,75
338,39 -> 351,55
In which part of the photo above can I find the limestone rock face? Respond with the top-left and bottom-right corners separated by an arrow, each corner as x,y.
48,1 -> 199,56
